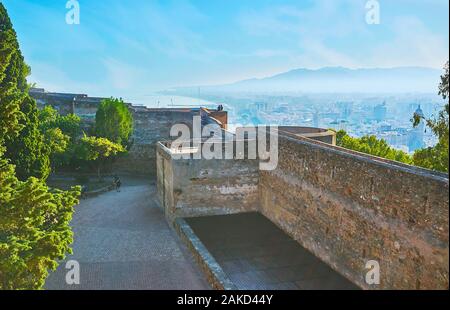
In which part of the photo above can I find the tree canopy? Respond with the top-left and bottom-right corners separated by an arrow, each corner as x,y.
336,130 -> 412,164
0,3 -> 80,289
1,4 -> 50,180
0,3 -> 27,143
412,61 -> 449,173
0,147 -> 80,289
95,98 -> 133,147
3,95 -> 51,180
77,135 -> 125,180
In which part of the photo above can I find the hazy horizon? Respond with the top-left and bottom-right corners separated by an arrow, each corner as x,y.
3,0 -> 449,99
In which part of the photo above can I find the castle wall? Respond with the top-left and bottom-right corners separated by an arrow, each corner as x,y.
259,134 -> 449,289
157,141 -> 260,222
156,129 -> 448,289
114,108 -> 197,176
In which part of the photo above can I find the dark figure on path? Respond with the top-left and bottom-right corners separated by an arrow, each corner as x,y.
113,175 -> 121,192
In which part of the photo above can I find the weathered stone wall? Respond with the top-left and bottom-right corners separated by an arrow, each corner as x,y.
155,125 -> 448,290
115,108 -> 197,176
157,141 -> 259,222
73,97 -> 105,123
259,133 -> 449,290
278,126 -> 336,145
31,88 -> 102,118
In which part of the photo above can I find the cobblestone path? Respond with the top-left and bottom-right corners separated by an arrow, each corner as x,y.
45,177 -> 209,290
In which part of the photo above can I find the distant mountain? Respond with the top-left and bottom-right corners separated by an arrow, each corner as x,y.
192,67 -> 442,93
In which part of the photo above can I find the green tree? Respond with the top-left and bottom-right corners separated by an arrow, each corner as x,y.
38,106 -> 80,171
0,3 -> 27,143
335,130 -> 412,164
4,95 -> 51,180
0,3 -> 80,289
43,128 -> 69,155
77,135 -> 125,180
1,4 -> 49,180
412,61 -> 449,173
38,106 -> 83,140
95,97 -> 133,147
38,106 -> 82,141
38,106 -> 85,171
0,147 -> 80,289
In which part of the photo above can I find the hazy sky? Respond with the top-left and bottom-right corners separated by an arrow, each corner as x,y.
3,0 -> 449,99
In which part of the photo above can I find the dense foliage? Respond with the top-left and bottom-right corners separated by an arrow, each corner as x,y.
1,4 -> 50,181
77,135 -> 125,180
4,95 -> 51,180
412,61 -> 449,173
0,3 -> 80,289
336,130 -> 413,164
0,3 -> 26,143
95,97 -> 133,147
38,106 -> 81,171
36,105 -> 126,177
0,147 -> 80,289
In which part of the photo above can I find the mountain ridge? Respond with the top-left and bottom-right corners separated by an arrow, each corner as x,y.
178,66 -> 442,94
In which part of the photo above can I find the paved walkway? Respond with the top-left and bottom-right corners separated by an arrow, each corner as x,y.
45,177 -> 209,290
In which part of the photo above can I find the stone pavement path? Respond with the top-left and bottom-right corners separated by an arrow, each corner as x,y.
45,177 -> 209,290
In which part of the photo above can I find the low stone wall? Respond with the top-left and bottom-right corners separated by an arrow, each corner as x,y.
259,133 -> 449,290
277,126 -> 336,145
174,218 -> 237,290
157,141 -> 259,222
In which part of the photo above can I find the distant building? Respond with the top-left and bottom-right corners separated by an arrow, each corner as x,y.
378,122 -> 392,132
408,105 -> 425,152
255,102 -> 269,111
337,101 -> 353,119
373,102 -> 387,122
313,110 -> 320,128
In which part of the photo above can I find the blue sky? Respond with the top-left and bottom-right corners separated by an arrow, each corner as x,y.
3,0 -> 449,99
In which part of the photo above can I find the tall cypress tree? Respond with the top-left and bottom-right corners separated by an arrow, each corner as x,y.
0,3 -> 80,289
4,95 -> 51,180
0,3 -> 50,180
0,3 -> 25,143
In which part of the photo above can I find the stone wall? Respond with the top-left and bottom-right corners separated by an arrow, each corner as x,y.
111,107 -> 231,176
115,108 -> 197,176
157,141 -> 259,222
278,126 -> 336,145
156,128 -> 448,290
259,133 -> 449,290
31,88 -> 99,118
